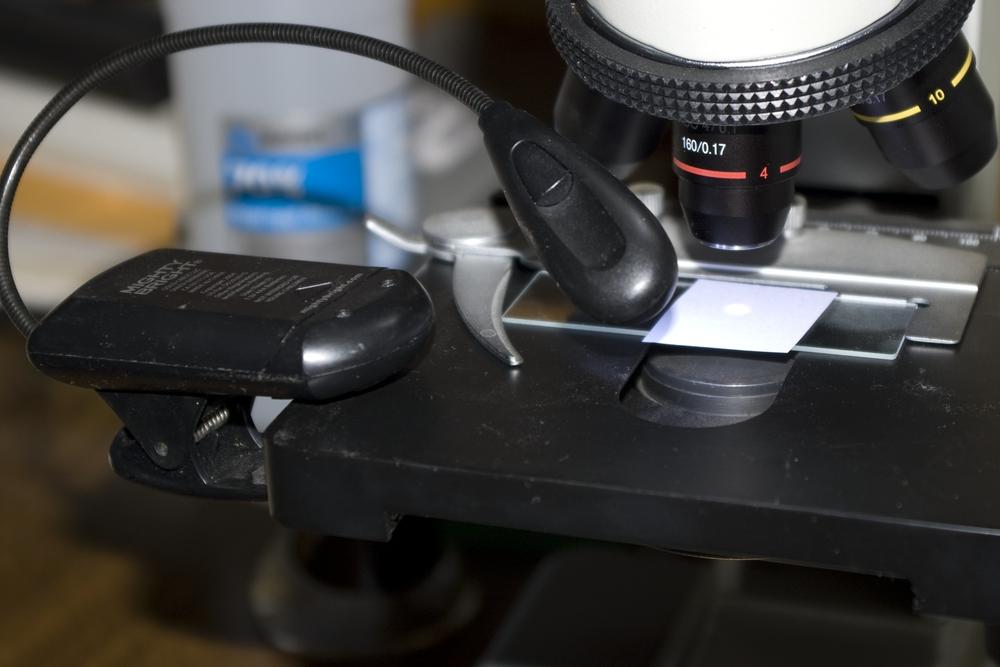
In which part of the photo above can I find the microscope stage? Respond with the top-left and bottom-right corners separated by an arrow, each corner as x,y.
265,254 -> 1000,624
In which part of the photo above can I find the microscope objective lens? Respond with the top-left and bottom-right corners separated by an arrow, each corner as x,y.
672,122 -> 802,250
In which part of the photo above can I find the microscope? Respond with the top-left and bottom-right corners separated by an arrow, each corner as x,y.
362,0 -> 998,425
263,2 -> 1000,656
551,0 -> 996,246
6,0 -> 1000,662
300,0 -> 1000,653
477,0 -> 999,427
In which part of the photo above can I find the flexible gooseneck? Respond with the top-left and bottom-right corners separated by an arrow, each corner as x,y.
1,22 -> 678,339
0,23 -> 494,339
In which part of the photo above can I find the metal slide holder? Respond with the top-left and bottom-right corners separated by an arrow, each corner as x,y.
377,195 -> 988,366
506,197 -> 988,360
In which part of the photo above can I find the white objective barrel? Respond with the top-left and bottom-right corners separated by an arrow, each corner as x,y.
587,0 -> 904,63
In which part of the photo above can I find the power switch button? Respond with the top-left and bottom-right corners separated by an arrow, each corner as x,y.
512,141 -> 574,207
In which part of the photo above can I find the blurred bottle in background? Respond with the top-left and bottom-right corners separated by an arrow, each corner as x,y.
161,0 -> 415,266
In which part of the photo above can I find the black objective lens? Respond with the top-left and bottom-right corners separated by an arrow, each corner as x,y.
554,72 -> 668,179
853,34 -> 997,190
672,122 -> 802,250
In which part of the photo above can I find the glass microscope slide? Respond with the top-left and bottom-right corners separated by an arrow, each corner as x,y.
503,273 -> 916,360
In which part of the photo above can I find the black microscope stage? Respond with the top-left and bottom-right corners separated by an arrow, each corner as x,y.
264,248 -> 1000,624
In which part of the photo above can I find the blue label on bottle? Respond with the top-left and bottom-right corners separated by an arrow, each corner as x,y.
221,120 -> 365,233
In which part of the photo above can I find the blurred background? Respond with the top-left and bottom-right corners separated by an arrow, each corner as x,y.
1,1 -> 998,665
0,0 -> 561,311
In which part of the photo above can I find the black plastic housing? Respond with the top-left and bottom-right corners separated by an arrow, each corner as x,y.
27,249 -> 434,401
480,101 -> 677,325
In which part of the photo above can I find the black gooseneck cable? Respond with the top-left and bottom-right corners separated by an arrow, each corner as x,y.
0,23 -> 493,339
1,23 -> 678,339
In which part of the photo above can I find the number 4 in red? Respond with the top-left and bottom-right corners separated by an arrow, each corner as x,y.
760,166 -> 769,180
